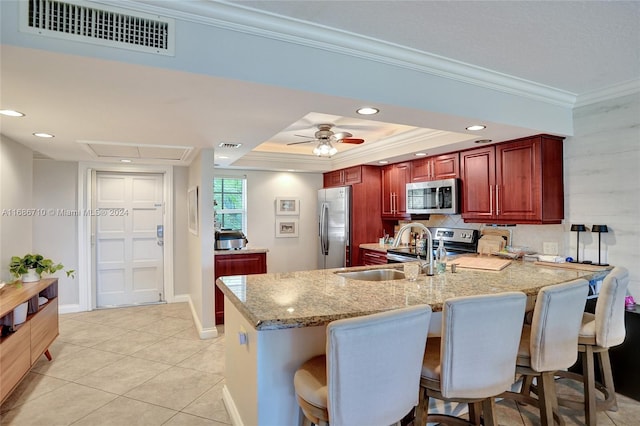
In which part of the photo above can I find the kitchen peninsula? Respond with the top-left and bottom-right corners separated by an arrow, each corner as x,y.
217,261 -> 609,426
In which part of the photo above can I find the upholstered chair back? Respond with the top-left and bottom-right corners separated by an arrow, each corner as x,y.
327,305 -> 431,426
595,267 -> 629,348
529,279 -> 589,372
439,292 -> 527,399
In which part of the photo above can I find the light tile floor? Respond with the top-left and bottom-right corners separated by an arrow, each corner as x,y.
1,302 -> 639,425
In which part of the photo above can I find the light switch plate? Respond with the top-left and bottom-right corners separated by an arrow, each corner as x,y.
543,242 -> 559,255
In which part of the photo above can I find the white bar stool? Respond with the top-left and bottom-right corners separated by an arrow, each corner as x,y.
293,304 -> 432,426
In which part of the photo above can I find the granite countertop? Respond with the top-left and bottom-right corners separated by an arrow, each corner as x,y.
359,243 -> 392,252
216,258 -> 610,331
214,247 -> 269,255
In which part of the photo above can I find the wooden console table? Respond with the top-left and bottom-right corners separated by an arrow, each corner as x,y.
0,278 -> 59,403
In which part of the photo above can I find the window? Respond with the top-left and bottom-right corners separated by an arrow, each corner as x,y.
214,177 -> 246,231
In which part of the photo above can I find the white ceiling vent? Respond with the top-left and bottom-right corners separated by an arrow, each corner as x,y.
218,142 -> 243,149
19,0 -> 175,56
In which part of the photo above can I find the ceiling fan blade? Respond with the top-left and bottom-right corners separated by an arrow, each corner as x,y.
339,138 -> 365,144
294,134 -> 314,138
287,139 -> 316,146
332,131 -> 353,140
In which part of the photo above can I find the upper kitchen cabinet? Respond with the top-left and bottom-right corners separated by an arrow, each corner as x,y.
323,166 -> 362,187
460,135 -> 564,224
381,162 -> 411,219
411,153 -> 459,181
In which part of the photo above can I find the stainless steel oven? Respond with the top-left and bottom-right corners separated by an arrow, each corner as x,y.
386,227 -> 479,263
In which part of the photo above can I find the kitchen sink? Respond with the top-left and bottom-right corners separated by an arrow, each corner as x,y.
334,268 -> 406,281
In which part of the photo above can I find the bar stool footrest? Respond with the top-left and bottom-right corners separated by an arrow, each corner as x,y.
552,370 -> 617,412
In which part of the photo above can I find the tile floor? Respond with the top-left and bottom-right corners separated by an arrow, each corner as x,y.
1,302 -> 639,425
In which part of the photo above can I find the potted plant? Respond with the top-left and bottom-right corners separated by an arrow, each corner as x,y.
9,253 -> 75,283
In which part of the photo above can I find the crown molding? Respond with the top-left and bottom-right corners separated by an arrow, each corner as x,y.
230,151 -> 332,172
574,79 -> 640,108
94,0 -> 577,108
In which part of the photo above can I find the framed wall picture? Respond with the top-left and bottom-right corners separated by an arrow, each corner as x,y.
188,186 -> 199,235
275,217 -> 299,238
275,197 -> 300,216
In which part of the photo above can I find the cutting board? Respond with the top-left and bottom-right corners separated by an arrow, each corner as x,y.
534,261 -> 610,272
451,256 -> 512,271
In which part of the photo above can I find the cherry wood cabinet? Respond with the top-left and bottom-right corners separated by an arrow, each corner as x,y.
214,252 -> 266,324
460,135 -> 564,224
1,278 -> 58,403
323,166 -> 362,187
360,248 -> 388,265
381,162 -> 411,219
411,153 -> 459,181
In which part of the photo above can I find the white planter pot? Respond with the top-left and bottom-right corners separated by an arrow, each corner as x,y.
13,302 -> 28,325
21,268 -> 40,283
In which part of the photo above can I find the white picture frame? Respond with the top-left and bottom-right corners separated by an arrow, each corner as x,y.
188,186 -> 199,235
275,197 -> 300,216
275,217 -> 299,238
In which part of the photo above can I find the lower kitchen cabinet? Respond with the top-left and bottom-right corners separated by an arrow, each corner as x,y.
214,252 -> 267,324
360,248 -> 388,265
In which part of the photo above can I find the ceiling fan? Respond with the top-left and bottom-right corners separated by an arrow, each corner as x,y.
287,124 -> 365,156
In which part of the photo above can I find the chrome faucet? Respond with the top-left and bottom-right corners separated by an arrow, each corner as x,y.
393,222 -> 434,276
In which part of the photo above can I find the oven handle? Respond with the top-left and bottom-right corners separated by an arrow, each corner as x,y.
386,253 -> 420,263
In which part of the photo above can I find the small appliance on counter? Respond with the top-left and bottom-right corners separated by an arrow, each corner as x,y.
215,230 -> 248,250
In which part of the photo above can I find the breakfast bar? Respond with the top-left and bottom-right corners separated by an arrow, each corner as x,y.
216,261 -> 610,426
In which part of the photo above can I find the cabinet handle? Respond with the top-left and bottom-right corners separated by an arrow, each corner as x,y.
489,185 -> 494,216
495,185 -> 500,215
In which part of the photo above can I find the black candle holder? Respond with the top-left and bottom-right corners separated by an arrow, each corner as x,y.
591,224 -> 609,266
570,224 -> 587,263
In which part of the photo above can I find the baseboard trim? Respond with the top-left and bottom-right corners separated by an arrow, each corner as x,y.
59,303 -> 84,314
222,385 -> 244,426
186,295 -> 219,340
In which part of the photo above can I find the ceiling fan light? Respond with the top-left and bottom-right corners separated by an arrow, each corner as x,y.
313,140 -> 337,157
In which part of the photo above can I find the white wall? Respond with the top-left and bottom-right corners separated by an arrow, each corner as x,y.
565,93 -> 640,297
32,160 -> 78,305
0,135 -> 33,282
217,169 -> 323,273
188,149 -> 216,336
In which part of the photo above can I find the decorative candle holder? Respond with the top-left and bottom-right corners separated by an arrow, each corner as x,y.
570,224 -> 587,263
591,224 -> 609,266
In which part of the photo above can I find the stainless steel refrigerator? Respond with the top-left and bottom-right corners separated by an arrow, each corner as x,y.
318,186 -> 351,269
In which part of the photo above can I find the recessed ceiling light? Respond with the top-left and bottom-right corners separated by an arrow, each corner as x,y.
33,132 -> 54,138
415,152 -> 427,157
357,107 -> 379,115
120,159 -> 132,163
466,125 -> 486,131
474,139 -> 493,144
378,160 -> 389,164
0,109 -> 25,117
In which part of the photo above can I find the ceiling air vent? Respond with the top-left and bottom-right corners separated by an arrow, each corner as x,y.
218,143 -> 243,149
19,0 -> 175,56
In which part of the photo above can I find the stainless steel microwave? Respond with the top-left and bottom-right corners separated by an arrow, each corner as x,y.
406,178 -> 460,214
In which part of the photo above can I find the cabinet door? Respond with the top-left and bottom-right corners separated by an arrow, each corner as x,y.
361,249 -> 387,265
461,146 -> 496,221
343,166 -> 362,185
323,170 -> 344,188
432,153 -> 459,179
381,163 -> 410,218
496,139 -> 540,222
410,158 -> 432,182
215,253 -> 267,324
0,322 -> 31,402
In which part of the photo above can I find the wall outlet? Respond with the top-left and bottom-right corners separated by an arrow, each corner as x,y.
543,242 -> 559,255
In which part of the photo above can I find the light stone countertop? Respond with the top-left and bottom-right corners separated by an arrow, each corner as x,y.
359,243 -> 392,252
216,258 -> 610,331
214,247 -> 269,255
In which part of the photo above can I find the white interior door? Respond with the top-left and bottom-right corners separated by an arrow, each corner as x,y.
95,172 -> 164,307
